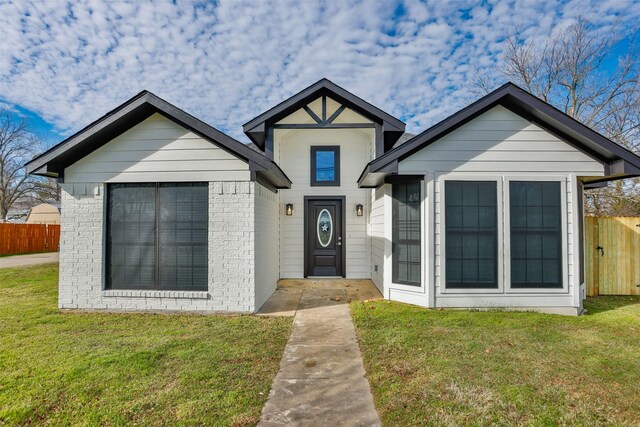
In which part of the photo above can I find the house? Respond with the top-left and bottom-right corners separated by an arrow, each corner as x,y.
26,79 -> 640,315
25,203 -> 61,225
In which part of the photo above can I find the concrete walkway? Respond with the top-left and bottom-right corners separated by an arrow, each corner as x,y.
0,252 -> 59,268
258,281 -> 382,426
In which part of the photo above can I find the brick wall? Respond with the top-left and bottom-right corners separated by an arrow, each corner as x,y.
58,181 -> 259,313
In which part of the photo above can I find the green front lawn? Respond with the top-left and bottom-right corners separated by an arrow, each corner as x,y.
352,298 -> 640,426
0,265 -> 292,426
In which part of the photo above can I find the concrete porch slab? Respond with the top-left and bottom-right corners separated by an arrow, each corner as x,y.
256,278 -> 382,317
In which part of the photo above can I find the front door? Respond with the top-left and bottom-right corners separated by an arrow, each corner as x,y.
305,197 -> 344,277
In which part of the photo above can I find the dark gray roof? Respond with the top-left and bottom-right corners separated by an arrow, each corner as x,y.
25,91 -> 291,189
358,82 -> 640,187
392,132 -> 416,148
243,78 -> 406,151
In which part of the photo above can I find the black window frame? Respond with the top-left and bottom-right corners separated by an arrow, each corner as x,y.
509,180 -> 563,289
105,182 -> 208,291
444,180 -> 499,289
392,180 -> 422,286
310,146 -> 340,186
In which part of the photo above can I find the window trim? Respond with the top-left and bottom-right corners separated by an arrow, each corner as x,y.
391,179 -> 423,287
310,145 -> 340,186
504,176 -> 568,294
104,182 -> 209,292
439,174 -> 504,294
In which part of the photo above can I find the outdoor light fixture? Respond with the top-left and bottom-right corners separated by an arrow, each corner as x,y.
285,203 -> 294,216
356,204 -> 364,217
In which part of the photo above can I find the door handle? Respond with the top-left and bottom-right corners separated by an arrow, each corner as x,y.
596,246 -> 604,257
337,236 -> 342,246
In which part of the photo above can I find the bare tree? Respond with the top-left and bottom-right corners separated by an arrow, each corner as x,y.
31,177 -> 61,204
0,110 -> 55,220
474,19 -> 640,216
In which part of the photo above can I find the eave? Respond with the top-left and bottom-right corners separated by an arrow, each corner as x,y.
25,91 -> 291,190
358,82 -> 640,188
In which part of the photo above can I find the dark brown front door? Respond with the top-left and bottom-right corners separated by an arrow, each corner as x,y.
305,197 -> 344,277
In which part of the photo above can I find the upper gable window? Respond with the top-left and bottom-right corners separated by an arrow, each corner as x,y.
310,146 -> 340,186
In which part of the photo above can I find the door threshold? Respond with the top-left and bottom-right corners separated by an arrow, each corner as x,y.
307,276 -> 344,279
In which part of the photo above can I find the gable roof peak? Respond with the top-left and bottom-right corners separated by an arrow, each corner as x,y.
242,78 -> 405,150
25,89 -> 291,189
358,81 -> 640,187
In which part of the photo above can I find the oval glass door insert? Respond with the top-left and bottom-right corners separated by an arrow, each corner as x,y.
317,209 -> 333,247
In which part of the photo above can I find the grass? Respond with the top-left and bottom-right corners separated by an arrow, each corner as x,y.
352,298 -> 640,426
0,265 -> 292,426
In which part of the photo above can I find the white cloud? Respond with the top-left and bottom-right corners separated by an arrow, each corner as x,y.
0,0 -> 638,141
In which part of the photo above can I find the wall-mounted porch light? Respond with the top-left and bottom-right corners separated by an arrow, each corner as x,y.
285,203 -> 294,216
356,204 -> 364,217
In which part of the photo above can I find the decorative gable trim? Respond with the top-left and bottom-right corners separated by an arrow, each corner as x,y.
242,78 -> 405,156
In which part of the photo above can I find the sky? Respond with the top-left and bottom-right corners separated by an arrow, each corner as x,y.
0,0 -> 638,147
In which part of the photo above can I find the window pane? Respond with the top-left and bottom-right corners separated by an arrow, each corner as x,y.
512,260 -> 526,284
315,151 -> 335,181
462,206 -> 479,228
107,184 -> 156,290
311,146 -> 340,186
158,183 -> 208,291
445,181 -> 498,289
510,181 -> 562,288
392,181 -> 421,286
478,259 -> 495,283
107,182 -> 208,292
447,259 -> 462,283
445,206 -> 462,228
462,234 -> 478,259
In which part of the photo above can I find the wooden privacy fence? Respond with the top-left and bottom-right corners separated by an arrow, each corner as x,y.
0,223 -> 60,256
586,216 -> 640,296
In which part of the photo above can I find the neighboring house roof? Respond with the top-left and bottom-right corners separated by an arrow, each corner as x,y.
26,203 -> 61,224
25,91 -> 292,190
242,78 -> 406,152
358,82 -> 640,187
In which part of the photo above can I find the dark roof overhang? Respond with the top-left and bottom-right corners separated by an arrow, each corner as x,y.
242,78 -> 405,151
25,91 -> 291,190
358,82 -> 640,188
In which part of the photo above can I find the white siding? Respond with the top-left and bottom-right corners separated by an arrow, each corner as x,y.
398,106 -> 605,176
64,113 -> 250,183
276,126 -> 375,278
369,185 -> 385,291
255,183 -> 279,309
393,105 -> 605,314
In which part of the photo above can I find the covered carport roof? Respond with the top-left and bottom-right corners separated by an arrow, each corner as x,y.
358,82 -> 640,188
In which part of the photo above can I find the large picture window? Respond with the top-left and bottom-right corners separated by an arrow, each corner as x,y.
445,181 -> 498,289
510,181 -> 562,288
106,183 -> 208,291
392,181 -> 421,286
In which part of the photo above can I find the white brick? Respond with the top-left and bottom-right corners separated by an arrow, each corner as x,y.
58,181 -> 267,313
